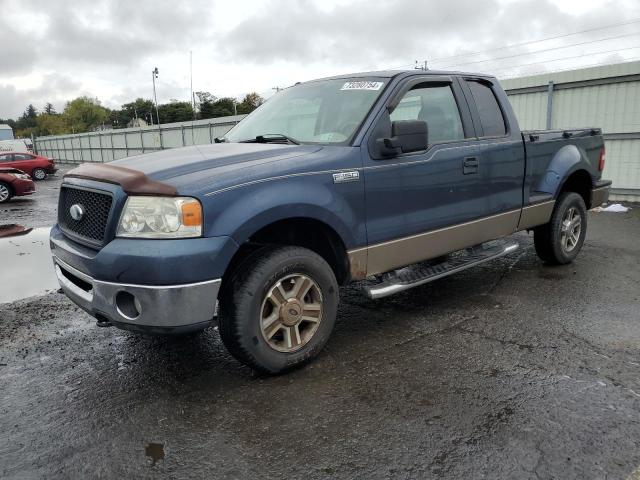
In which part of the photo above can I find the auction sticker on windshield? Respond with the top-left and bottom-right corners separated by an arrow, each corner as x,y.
341,81 -> 384,91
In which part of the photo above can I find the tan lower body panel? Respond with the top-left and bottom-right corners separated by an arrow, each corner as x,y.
517,200 -> 555,230
348,209 -> 521,278
590,186 -> 610,209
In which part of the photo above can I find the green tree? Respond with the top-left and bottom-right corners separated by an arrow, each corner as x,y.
157,101 -> 193,124
62,96 -> 109,133
14,104 -> 38,135
43,103 -> 57,115
195,91 -> 217,119
211,97 -> 236,117
36,113 -> 67,136
236,92 -> 263,115
116,98 -> 156,126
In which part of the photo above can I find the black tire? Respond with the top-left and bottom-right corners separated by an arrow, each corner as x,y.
32,168 -> 47,181
534,192 -> 587,265
0,182 -> 12,203
218,246 -> 339,374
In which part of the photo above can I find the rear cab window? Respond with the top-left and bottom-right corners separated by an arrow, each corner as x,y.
465,80 -> 507,137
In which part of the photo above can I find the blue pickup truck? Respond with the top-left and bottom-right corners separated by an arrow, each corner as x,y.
50,70 -> 610,373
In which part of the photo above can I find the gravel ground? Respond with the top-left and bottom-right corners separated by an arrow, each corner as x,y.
1,170 -> 639,479
0,167 -> 70,228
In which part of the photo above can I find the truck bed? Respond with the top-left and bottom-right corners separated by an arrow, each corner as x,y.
521,127 -> 604,204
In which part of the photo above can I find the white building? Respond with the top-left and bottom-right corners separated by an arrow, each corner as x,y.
501,61 -> 640,202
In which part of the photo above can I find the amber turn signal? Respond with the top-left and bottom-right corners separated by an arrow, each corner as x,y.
181,200 -> 202,227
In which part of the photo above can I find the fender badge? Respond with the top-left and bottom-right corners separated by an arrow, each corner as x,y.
332,171 -> 360,184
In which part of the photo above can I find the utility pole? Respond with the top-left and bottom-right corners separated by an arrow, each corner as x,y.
414,60 -> 428,71
272,86 -> 282,93
152,67 -> 160,125
151,67 -> 164,149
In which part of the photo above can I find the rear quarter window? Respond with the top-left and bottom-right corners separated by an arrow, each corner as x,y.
466,80 -> 507,137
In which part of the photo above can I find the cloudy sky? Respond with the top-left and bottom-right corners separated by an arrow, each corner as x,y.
1,0 -> 639,119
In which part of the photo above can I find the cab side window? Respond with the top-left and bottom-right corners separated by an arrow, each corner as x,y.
0,154 -> 11,162
465,80 -> 507,137
13,154 -> 31,160
390,84 -> 465,144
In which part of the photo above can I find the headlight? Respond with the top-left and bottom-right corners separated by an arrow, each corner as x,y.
12,173 -> 30,180
116,196 -> 202,238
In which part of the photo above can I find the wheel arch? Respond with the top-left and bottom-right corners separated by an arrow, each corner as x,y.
558,169 -> 592,209
534,144 -> 595,208
222,215 -> 351,289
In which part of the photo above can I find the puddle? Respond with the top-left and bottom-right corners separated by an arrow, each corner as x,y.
145,442 -> 165,466
0,226 -> 59,304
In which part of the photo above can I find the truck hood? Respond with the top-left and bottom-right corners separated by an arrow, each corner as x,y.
111,143 -> 322,186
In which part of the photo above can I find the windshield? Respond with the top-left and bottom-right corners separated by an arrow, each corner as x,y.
224,78 -> 387,145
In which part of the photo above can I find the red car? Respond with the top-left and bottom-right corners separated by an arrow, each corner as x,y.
0,168 -> 36,203
0,152 -> 57,180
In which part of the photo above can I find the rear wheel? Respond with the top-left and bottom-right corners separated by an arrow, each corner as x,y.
32,168 -> 47,181
534,192 -> 587,265
0,182 -> 12,203
218,246 -> 339,374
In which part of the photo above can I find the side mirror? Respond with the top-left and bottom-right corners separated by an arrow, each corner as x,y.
377,120 -> 428,157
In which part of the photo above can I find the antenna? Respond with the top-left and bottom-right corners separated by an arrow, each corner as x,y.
190,51 -> 195,119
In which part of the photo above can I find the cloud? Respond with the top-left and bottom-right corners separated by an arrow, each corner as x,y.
0,24 -> 38,76
219,0 -> 640,75
0,74 -> 83,119
0,0 -> 639,118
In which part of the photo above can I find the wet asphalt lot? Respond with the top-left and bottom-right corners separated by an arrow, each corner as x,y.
1,169 -> 639,479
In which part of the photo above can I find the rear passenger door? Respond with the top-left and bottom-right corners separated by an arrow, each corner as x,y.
460,78 -> 525,216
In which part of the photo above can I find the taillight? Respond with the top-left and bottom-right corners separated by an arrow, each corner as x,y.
598,147 -> 605,171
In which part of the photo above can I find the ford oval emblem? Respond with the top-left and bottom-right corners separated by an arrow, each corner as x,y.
69,204 -> 85,221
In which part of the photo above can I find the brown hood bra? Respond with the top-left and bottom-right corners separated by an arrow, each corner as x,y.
64,163 -> 177,196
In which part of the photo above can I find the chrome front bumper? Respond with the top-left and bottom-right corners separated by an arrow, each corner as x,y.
53,256 -> 221,332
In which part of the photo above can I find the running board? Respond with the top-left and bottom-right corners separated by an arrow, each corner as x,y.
364,241 -> 519,299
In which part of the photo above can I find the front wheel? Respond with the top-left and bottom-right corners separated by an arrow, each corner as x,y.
534,192 -> 587,265
218,246 -> 339,374
0,182 -> 12,203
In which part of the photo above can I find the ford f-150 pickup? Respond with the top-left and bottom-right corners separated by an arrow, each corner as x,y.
50,69 -> 611,373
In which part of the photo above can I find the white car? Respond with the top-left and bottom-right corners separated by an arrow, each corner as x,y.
0,139 -> 30,153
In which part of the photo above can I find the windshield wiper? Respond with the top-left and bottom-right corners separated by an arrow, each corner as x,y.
241,134 -> 300,145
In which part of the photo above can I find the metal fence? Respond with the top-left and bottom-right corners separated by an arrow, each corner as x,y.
501,60 -> 640,202
34,115 -> 247,164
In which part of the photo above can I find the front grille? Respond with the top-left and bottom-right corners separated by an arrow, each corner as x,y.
59,186 -> 113,246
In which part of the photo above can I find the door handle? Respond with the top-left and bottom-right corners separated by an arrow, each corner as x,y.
463,157 -> 479,175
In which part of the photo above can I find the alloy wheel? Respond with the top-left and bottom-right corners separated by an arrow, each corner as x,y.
260,273 -> 323,353
560,206 -> 582,253
0,184 -> 9,202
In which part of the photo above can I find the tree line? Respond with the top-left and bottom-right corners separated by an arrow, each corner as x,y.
1,92 -> 264,138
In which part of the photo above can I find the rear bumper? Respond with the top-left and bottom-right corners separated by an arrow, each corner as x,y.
591,180 -> 611,209
53,255 -> 220,332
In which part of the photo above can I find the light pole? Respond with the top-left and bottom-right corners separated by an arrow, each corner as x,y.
152,67 -> 160,125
